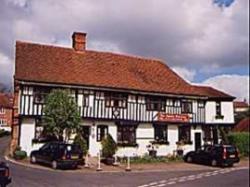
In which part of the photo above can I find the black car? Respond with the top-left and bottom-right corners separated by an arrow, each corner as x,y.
30,142 -> 83,169
184,144 -> 240,167
0,162 -> 11,187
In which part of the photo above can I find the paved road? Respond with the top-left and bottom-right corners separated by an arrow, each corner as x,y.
1,136 -> 249,187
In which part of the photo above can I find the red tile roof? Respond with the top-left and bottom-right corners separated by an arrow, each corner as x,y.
233,118 -> 250,132
233,101 -> 249,108
191,85 -> 234,99
14,41 -> 234,99
0,93 -> 13,108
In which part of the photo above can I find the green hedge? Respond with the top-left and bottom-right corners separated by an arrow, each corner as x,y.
0,129 -> 10,137
227,132 -> 249,157
14,150 -> 27,160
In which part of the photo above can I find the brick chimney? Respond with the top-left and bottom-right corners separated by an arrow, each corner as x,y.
72,32 -> 87,51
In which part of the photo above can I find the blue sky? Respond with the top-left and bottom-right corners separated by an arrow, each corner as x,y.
0,0 -> 249,101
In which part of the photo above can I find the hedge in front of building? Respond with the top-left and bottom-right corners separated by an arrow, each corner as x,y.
227,132 -> 249,157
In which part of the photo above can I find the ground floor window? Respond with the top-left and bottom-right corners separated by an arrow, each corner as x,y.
153,124 -> 169,144
117,125 -> 137,146
0,119 -> 7,126
202,126 -> 213,142
178,125 -> 191,144
97,125 -> 108,142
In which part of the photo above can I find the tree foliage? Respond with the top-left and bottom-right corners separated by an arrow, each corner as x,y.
73,133 -> 88,156
101,134 -> 117,158
42,89 -> 81,142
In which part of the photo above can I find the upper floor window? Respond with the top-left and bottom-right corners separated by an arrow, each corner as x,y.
83,94 -> 89,107
198,101 -> 205,108
105,93 -> 127,108
146,97 -> 165,111
216,101 -> 221,116
33,87 -> 50,104
181,101 -> 192,113
0,107 -> 5,114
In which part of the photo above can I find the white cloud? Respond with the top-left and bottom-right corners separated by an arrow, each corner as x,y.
202,74 -> 249,102
172,66 -> 196,82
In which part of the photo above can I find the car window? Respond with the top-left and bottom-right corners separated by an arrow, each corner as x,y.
226,146 -> 236,154
40,143 -> 50,151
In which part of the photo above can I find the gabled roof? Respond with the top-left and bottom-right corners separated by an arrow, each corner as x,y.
0,93 -> 13,108
191,85 -> 235,100
233,118 -> 250,132
233,101 -> 249,108
15,40 -> 234,100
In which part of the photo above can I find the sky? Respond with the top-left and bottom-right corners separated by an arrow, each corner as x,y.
0,0 -> 249,102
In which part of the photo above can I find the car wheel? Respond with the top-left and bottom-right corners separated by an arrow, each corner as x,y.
187,156 -> 193,163
211,159 -> 217,167
52,161 -> 58,169
30,155 -> 36,164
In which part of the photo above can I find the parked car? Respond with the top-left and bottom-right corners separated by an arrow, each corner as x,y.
0,161 -> 11,187
184,144 -> 240,167
30,142 -> 83,169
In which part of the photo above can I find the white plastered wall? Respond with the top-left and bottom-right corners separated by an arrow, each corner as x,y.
205,101 -> 234,124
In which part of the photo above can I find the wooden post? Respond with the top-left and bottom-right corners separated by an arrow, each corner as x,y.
125,156 -> 131,171
113,155 -> 119,166
96,150 -> 102,171
84,153 -> 90,168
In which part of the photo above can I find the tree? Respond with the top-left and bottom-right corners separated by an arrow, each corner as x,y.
73,133 -> 88,156
101,134 -> 117,158
42,89 -> 81,142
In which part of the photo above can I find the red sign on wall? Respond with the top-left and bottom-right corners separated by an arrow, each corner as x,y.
157,112 -> 189,122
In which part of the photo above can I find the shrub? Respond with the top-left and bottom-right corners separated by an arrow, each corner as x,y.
227,132 -> 249,157
73,133 -> 88,156
0,129 -> 10,137
101,134 -> 117,158
14,150 -> 27,160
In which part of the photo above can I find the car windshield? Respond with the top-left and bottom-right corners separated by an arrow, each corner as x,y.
226,146 -> 236,154
65,144 -> 80,153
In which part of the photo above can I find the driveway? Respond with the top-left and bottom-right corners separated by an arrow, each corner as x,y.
1,136 -> 249,187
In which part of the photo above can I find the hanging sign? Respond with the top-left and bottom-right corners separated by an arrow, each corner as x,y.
157,112 -> 190,122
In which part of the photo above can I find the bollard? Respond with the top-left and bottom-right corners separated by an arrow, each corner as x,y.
113,155 -> 119,166
84,153 -> 90,168
125,156 -> 131,171
96,151 -> 102,171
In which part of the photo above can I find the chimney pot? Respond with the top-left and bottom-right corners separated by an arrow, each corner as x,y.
72,32 -> 87,51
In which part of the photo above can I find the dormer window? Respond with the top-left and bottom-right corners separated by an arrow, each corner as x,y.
146,97 -> 166,111
105,93 -> 127,108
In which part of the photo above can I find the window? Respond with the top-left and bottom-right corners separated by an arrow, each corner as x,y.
178,126 -> 191,144
34,119 -> 45,140
0,107 -> 5,114
146,97 -> 166,111
33,87 -> 50,104
83,94 -> 89,107
216,102 -> 221,116
202,126 -> 212,141
181,101 -> 192,113
105,93 -> 127,108
154,124 -> 168,144
117,125 -> 136,145
198,101 -> 205,108
0,119 -> 7,126
97,125 -> 108,142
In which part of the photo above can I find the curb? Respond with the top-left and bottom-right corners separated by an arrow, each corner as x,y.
4,155 -> 217,174
4,155 -> 249,174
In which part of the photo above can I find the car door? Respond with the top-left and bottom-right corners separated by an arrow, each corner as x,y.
200,146 -> 212,165
36,143 -> 50,163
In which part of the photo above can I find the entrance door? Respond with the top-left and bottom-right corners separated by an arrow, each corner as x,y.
81,126 -> 90,149
212,128 -> 218,144
195,132 -> 202,151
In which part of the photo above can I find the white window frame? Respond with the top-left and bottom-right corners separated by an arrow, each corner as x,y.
0,107 -> 5,114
